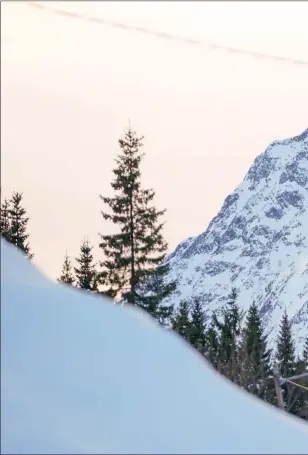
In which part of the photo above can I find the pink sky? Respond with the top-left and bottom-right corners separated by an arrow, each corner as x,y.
2,1 -> 308,279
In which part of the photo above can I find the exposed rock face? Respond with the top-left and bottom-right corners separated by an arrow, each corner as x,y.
164,129 -> 308,351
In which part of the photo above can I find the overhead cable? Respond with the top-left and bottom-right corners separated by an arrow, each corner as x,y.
25,1 -> 308,67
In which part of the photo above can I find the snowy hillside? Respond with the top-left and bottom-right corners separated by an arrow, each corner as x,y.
2,239 -> 308,454
164,129 -> 308,351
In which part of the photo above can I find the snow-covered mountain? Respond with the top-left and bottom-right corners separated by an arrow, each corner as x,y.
2,239 -> 308,454
164,128 -> 308,352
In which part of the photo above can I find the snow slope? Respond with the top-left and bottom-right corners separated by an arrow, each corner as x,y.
164,129 -> 308,351
1,239 -> 308,454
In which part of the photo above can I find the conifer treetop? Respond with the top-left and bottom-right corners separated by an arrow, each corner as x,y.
58,252 -> 75,285
1,191 -> 33,259
74,238 -> 98,292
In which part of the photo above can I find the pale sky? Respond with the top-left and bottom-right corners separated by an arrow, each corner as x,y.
2,1 -> 308,280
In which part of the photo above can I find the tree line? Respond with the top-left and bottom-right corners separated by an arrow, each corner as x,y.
0,189 -> 33,259
1,127 -> 307,420
172,290 -> 308,420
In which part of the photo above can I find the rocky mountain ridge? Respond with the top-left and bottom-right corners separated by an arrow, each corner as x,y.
164,128 -> 308,352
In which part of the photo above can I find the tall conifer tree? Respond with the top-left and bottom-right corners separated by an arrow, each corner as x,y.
240,302 -> 273,402
214,288 -> 244,381
98,127 -> 175,316
276,310 -> 296,377
275,310 -> 298,414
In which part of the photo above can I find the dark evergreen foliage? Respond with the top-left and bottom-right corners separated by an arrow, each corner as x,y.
293,356 -> 308,420
74,239 -> 98,292
190,297 -> 206,352
240,302 -> 273,402
213,288 -> 244,381
300,338 -> 308,420
58,253 -> 75,285
3,192 -> 33,258
204,316 -> 219,368
132,262 -> 175,326
172,300 -> 191,342
276,310 -> 296,378
98,127 -> 175,317
303,337 -> 308,364
290,338 -> 308,420
275,310 -> 298,414
0,198 -> 12,242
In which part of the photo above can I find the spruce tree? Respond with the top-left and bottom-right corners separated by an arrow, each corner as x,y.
190,297 -> 206,352
1,198 -> 12,242
172,300 -> 191,342
292,338 -> 308,420
300,338 -> 308,420
74,239 -> 98,292
8,192 -> 33,258
275,310 -> 298,414
58,253 -> 75,286
276,310 -> 296,377
98,127 -> 175,315
135,262 -> 175,326
293,355 -> 308,420
214,288 -> 244,382
204,316 -> 219,369
241,302 -> 273,402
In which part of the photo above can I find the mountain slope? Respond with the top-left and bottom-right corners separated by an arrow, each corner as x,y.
2,239 -> 308,454
164,128 -> 308,351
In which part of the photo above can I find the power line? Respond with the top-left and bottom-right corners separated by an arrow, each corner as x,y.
284,378 -> 308,392
25,1 -> 308,67
280,372 -> 308,386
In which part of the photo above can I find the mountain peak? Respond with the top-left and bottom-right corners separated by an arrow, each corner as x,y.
164,129 -> 308,352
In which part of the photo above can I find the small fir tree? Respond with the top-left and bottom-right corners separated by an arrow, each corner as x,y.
204,316 -> 219,368
276,310 -> 296,378
190,297 -> 206,352
134,262 -> 175,326
1,198 -> 12,242
58,253 -> 75,286
214,288 -> 244,382
74,239 -> 98,292
172,300 -> 191,342
8,192 -> 33,258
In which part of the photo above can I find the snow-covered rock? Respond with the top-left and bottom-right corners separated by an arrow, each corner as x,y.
2,239 -> 308,454
164,129 -> 308,352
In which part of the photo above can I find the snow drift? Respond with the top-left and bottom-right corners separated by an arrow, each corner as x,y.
1,239 -> 308,454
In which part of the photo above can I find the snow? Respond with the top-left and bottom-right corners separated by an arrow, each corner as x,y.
163,129 -> 308,352
1,239 -> 308,454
